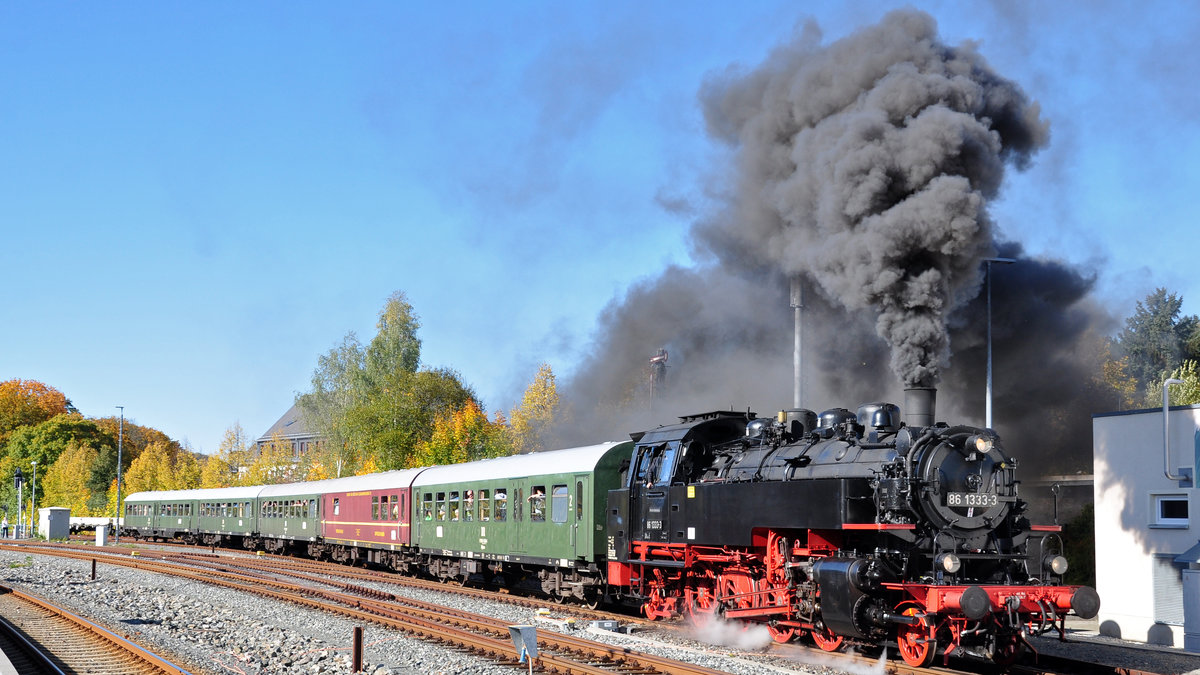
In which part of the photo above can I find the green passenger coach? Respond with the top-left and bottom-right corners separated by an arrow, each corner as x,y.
411,441 -> 632,604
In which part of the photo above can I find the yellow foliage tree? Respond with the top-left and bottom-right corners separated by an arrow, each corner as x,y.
124,441 -> 201,493
242,433 -> 297,485
508,363 -> 560,454
356,453 -> 381,476
413,400 -> 511,467
201,423 -> 251,487
42,441 -> 99,516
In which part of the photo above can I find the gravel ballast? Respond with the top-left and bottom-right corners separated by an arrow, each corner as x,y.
4,548 -> 1200,675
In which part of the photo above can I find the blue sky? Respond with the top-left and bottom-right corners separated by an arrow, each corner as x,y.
2,1 -> 1197,453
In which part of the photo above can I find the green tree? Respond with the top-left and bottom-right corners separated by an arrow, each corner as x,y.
509,363 -> 560,454
297,334 -> 367,470
1145,360 -> 1200,407
297,292 -> 479,471
0,414 -> 115,515
1116,288 -> 1198,395
0,379 -> 74,447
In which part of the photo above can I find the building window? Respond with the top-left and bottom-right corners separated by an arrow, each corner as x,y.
1152,494 -> 1189,528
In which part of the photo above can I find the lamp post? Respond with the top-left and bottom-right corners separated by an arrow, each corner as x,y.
13,468 -> 23,539
984,257 -> 1016,429
115,406 -> 124,543
30,460 -> 36,537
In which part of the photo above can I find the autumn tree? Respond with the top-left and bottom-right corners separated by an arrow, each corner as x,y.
297,291 -> 478,470
201,423 -> 251,488
411,400 -> 512,467
41,441 -> 100,516
0,379 -> 74,446
509,363 -> 561,454
242,433 -> 298,485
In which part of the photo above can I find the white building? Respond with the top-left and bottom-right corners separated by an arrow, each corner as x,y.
1093,403 -> 1200,650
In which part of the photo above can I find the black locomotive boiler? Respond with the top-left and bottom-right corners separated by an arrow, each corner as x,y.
605,387 -> 1099,666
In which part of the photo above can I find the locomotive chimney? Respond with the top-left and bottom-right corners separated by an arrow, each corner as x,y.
904,387 -> 936,428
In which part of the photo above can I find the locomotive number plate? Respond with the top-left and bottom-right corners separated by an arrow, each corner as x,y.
946,492 -> 998,508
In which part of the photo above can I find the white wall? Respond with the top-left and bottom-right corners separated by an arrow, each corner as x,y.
1093,405 -> 1200,648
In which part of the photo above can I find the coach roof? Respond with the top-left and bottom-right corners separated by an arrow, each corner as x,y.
124,485 -> 265,502
258,468 -> 427,497
412,441 -> 631,487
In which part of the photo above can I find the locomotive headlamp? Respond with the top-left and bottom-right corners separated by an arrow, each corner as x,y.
936,552 -> 962,574
971,435 -> 994,453
1044,555 -> 1069,575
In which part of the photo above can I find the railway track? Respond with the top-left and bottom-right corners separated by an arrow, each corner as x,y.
16,541 -> 1183,675
0,581 -> 192,675
1,542 -> 726,675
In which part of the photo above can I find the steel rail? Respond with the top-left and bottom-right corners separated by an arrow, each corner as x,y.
0,583 -> 192,675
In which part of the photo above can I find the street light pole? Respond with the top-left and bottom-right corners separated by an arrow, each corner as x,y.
115,406 -> 124,543
30,460 -> 36,537
984,257 -> 1016,429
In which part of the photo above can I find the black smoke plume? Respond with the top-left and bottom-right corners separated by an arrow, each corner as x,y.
554,10 -> 1110,479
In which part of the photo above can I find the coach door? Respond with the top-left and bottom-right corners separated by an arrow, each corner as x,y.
573,475 -> 589,558
511,480 -> 528,554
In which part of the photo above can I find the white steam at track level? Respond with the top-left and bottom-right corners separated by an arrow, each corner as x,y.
695,9 -> 1048,387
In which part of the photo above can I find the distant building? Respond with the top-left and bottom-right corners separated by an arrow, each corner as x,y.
1093,403 -> 1200,651
255,403 -> 322,463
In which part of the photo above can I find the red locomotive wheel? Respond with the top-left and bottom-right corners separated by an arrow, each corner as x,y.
895,605 -> 937,667
685,589 -> 720,628
767,622 -> 796,643
810,625 -> 844,652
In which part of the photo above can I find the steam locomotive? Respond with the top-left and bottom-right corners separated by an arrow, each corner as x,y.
606,386 -> 1099,666
123,386 -> 1097,668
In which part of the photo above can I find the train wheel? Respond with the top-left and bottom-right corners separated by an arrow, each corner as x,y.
895,605 -> 937,667
810,625 -> 844,652
767,622 -> 796,644
685,587 -> 720,629
582,592 -> 601,610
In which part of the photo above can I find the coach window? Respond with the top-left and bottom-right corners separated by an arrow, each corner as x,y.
514,488 -> 524,521
436,492 -> 446,521
333,498 -> 340,516
464,491 -> 474,522
479,489 -> 491,521
423,493 -> 433,520
494,489 -> 507,521
449,491 -> 460,521
372,496 -> 380,521
551,485 -> 568,523
530,486 -> 546,522
391,495 -> 400,520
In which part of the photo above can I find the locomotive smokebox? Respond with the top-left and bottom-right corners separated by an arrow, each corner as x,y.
904,387 -> 936,428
